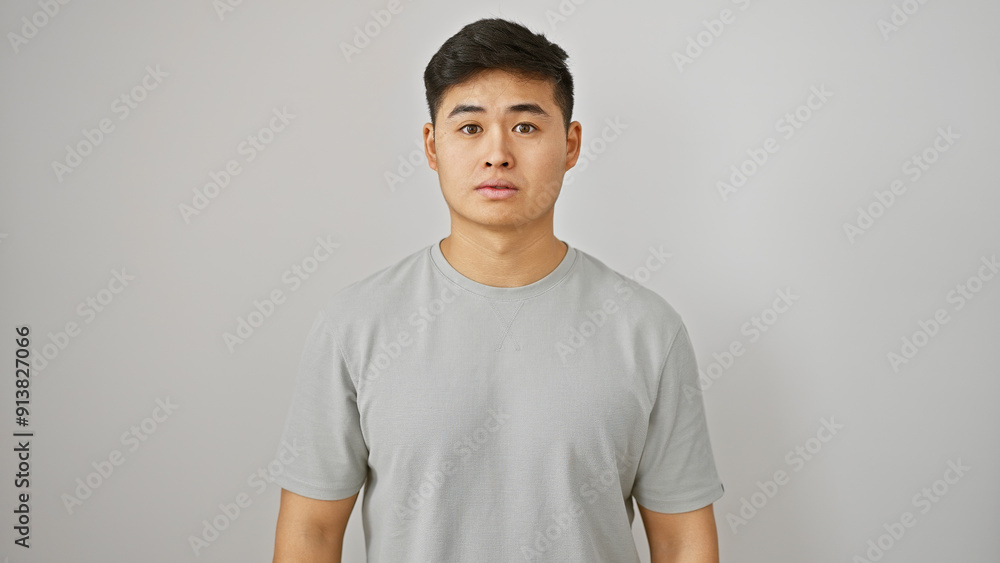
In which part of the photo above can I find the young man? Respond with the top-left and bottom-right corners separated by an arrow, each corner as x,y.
272,17 -> 724,563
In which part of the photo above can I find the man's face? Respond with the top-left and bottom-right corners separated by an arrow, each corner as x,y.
424,68 -> 582,234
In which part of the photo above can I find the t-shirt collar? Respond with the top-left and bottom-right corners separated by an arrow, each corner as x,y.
429,237 -> 578,300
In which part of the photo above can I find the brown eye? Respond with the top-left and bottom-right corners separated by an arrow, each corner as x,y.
461,124 -> 480,134
516,123 -> 536,134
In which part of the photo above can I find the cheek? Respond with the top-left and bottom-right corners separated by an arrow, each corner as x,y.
526,144 -> 568,173
435,150 -> 476,192
438,144 -> 475,170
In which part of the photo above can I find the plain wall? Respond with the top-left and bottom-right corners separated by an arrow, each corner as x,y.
1,0 -> 997,561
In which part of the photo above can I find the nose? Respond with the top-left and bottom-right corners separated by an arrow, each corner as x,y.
484,129 -> 512,168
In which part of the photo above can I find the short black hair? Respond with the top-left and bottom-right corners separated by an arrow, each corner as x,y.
423,17 -> 574,134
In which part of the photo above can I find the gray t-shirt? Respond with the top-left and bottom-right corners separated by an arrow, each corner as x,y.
273,239 -> 724,562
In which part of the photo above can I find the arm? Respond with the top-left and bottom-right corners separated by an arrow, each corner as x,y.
273,488 -> 359,562
636,502 -> 720,563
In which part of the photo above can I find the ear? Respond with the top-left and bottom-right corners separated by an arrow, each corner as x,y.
564,120 -> 583,170
423,123 -> 438,171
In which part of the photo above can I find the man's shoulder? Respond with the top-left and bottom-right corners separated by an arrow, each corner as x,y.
315,242 -> 433,323
574,247 -> 686,332
309,242 -> 688,337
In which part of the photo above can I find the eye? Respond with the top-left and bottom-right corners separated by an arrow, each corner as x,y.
460,124 -> 481,135
515,123 -> 537,134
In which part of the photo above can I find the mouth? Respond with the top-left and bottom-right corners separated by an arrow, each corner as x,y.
475,181 -> 519,200
476,180 -> 518,190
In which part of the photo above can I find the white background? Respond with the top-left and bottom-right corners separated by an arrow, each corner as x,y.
1,0 -> 997,561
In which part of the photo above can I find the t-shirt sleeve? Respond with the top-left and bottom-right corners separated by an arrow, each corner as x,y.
631,322 -> 725,513
272,309 -> 369,500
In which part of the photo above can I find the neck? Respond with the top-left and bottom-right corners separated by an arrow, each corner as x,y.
438,230 -> 568,288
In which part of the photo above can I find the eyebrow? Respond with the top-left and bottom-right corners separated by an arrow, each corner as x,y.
446,103 -> 550,121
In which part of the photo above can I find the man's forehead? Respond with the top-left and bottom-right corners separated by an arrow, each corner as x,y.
442,70 -> 555,120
